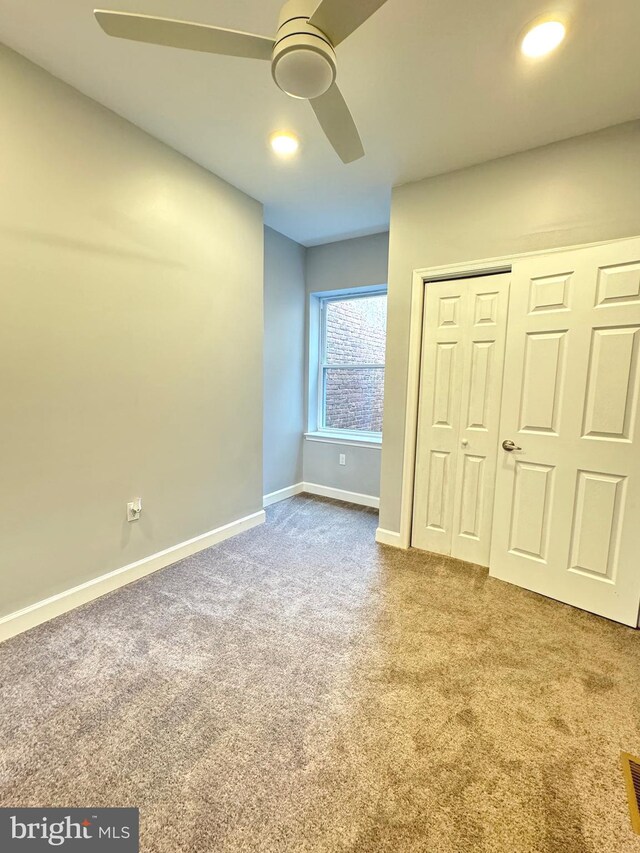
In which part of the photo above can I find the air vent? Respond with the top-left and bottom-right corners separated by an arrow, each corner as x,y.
621,752 -> 640,834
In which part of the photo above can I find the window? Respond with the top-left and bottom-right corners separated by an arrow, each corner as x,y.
318,290 -> 387,436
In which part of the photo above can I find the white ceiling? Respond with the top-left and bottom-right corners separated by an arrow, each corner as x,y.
0,0 -> 639,245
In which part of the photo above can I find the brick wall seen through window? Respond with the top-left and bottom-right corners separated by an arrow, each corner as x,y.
321,293 -> 387,433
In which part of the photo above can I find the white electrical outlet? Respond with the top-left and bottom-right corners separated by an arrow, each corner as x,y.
339,453 -> 346,466
127,498 -> 142,522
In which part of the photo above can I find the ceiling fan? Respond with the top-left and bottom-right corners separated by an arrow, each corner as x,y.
94,0 -> 391,164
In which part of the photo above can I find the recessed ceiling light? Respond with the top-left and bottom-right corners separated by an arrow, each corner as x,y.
270,132 -> 300,157
521,20 -> 566,58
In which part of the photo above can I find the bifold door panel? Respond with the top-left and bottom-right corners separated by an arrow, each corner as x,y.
412,275 -> 510,565
489,238 -> 640,627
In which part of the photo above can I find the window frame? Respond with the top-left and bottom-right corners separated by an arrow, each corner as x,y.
315,288 -> 387,440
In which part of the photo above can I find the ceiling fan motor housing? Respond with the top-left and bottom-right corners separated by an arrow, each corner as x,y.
272,0 -> 336,100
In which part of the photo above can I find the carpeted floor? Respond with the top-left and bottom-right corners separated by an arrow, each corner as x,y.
1,495 -> 640,852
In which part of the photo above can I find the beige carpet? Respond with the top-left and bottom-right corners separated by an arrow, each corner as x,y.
1,494 -> 639,852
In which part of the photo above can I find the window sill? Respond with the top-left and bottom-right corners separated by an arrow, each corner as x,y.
304,431 -> 382,448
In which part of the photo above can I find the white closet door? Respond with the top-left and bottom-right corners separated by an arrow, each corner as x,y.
412,275 -> 510,565
412,280 -> 467,557
450,277 -> 510,565
490,238 -> 640,626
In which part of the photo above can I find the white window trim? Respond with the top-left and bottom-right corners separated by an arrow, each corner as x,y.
304,430 -> 382,448
315,288 -> 387,439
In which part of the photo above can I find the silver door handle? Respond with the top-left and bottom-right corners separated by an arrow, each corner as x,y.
502,439 -> 522,452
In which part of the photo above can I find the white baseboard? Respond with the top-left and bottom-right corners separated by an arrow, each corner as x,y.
375,527 -> 406,548
263,482 -> 379,510
303,482 -> 379,509
0,510 -> 266,644
263,483 -> 304,507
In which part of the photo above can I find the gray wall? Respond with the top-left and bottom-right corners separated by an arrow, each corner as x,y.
303,440 -> 383,498
263,227 -> 306,496
379,120 -> 640,534
0,45 -> 264,618
304,232 -> 389,498
305,232 -> 390,294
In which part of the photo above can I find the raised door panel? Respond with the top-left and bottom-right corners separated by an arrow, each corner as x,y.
569,471 -> 626,581
432,342 -> 458,428
474,291 -> 499,326
438,295 -> 462,328
519,331 -> 567,435
528,273 -> 572,314
582,326 -> 639,442
457,454 -> 485,540
465,341 -> 494,431
596,262 -> 640,307
508,462 -> 555,563
425,451 -> 451,532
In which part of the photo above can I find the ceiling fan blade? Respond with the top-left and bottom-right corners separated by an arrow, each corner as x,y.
308,0 -> 390,47
94,10 -> 274,60
310,83 -> 364,164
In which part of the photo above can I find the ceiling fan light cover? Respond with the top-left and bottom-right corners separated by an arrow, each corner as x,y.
272,40 -> 336,100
